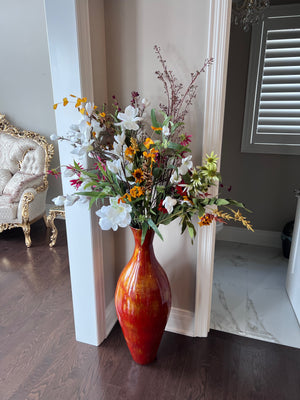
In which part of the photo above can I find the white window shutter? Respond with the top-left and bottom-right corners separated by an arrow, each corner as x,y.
241,4 -> 300,155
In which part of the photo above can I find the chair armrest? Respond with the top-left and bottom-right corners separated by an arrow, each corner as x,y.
17,188 -> 47,222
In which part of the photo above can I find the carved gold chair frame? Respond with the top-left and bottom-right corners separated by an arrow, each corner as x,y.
0,114 -> 54,247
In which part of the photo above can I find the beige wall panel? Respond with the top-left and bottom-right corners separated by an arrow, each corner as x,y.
104,0 -> 210,311
0,0 -> 61,201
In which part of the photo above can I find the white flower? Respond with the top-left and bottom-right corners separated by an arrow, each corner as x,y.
204,204 -> 216,214
107,159 -> 122,175
115,132 -> 126,145
52,195 -> 66,206
115,105 -> 142,131
64,168 -> 75,177
178,155 -> 193,176
71,144 -> 93,157
162,125 -> 170,137
162,196 -> 177,214
107,159 -> 126,181
170,171 -> 181,184
96,196 -> 132,231
91,119 -> 104,138
85,102 -> 94,117
64,194 -> 79,206
142,98 -> 150,107
111,132 -> 126,157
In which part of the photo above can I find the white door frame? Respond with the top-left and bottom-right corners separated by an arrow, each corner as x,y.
44,0 -> 109,346
194,0 -> 232,337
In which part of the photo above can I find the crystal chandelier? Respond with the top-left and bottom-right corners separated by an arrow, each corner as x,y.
232,0 -> 271,32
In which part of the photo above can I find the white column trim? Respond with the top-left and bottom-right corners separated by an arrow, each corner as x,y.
44,0 -> 107,345
194,0 -> 232,337
75,0 -> 94,99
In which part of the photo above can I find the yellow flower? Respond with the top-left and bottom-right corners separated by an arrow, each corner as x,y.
86,121 -> 91,126
143,148 -> 158,163
80,107 -> 85,115
125,146 -> 136,162
130,186 -> 145,198
63,97 -> 69,106
118,193 -> 132,203
53,103 -> 58,110
133,168 -> 144,183
75,98 -> 82,108
100,112 -> 106,118
130,137 -> 139,152
144,138 -> 154,149
70,94 -> 76,98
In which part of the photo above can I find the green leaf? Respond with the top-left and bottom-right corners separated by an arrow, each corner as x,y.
216,198 -> 230,206
151,109 -> 160,129
141,222 -> 148,245
167,142 -> 190,153
147,219 -> 164,241
187,224 -> 196,242
170,121 -> 184,133
152,167 -> 163,179
227,199 -> 246,209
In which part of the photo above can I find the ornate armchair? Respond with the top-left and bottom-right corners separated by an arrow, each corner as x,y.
0,114 -> 54,247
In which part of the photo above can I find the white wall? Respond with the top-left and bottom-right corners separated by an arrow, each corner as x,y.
104,0 -> 210,312
0,0 -> 61,201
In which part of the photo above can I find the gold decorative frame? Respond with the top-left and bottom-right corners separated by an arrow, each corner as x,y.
0,114 -> 54,247
47,206 -> 66,247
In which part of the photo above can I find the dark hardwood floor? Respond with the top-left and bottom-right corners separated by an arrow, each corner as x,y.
1,220 -> 299,400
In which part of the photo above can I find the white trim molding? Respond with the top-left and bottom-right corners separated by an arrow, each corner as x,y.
166,307 -> 195,337
194,0 -> 232,337
44,0 -> 108,346
105,299 -> 118,337
217,226 -> 282,249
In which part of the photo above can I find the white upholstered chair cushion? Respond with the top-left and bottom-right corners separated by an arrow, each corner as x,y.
0,169 -> 12,194
0,133 -> 45,175
0,195 -> 18,221
3,172 -> 44,202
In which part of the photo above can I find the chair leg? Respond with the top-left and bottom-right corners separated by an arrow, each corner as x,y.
22,222 -> 32,248
43,213 -> 49,228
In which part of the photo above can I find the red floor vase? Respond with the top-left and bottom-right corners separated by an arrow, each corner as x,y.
115,227 -> 172,365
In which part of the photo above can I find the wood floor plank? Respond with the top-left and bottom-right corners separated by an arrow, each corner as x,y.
1,220 -> 300,400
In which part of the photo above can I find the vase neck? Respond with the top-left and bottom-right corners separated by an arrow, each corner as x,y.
130,227 -> 155,251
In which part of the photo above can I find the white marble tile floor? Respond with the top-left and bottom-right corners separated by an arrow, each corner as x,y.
211,240 -> 300,349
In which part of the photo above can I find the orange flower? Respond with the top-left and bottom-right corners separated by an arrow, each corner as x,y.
144,138 -> 154,149
143,148 -> 158,163
53,103 -> 58,110
130,186 -> 145,198
75,98 -> 82,108
125,146 -> 135,162
100,112 -> 106,118
133,168 -> 144,183
198,213 -> 214,227
63,97 -> 69,106
151,126 -> 162,132
118,193 -> 132,203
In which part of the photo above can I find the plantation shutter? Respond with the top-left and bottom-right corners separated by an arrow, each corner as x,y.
241,5 -> 300,155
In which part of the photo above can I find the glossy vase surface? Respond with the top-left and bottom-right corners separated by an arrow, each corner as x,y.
115,227 -> 171,365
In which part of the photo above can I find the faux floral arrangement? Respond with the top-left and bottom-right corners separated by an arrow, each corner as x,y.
50,46 -> 252,243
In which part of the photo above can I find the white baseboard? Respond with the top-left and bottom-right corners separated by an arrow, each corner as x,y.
105,298 -> 117,338
217,226 -> 282,248
165,307 -> 195,337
